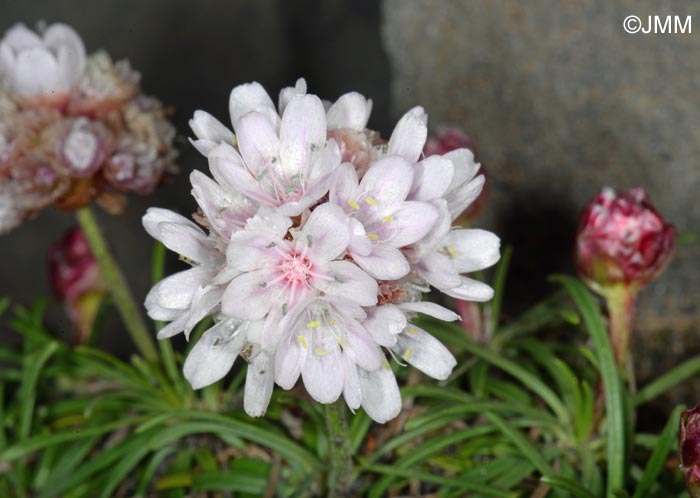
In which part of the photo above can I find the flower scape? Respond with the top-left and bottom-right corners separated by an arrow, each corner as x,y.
0,22 -> 176,234
145,79 -> 500,423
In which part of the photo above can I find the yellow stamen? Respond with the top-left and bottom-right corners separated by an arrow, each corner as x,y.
382,215 -> 394,223
315,348 -> 327,356
367,233 -> 379,241
382,359 -> 391,371
348,199 -> 360,210
297,336 -> 308,349
402,348 -> 414,361
329,319 -> 336,325
446,245 -> 458,258
406,327 -> 419,335
365,196 -> 377,206
306,321 -> 321,328
338,338 -> 347,347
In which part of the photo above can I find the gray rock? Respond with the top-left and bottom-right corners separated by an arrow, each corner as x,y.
382,0 -> 700,379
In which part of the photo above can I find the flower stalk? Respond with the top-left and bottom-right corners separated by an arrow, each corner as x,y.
324,401 -> 353,498
76,205 -> 158,361
605,285 -> 637,379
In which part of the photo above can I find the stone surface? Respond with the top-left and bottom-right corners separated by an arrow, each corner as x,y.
382,0 -> 700,379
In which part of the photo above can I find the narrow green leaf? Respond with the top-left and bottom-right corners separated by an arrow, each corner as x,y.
634,355 -> 700,406
632,404 -> 684,498
19,341 -> 59,439
541,475 -> 597,498
551,275 -> 626,497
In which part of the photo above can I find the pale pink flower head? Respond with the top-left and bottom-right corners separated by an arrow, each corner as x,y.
0,22 -> 85,105
575,187 -> 675,293
149,79 -> 501,423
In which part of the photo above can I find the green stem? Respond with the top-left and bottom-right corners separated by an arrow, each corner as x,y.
605,285 -> 637,387
76,206 -> 158,362
324,401 -> 353,498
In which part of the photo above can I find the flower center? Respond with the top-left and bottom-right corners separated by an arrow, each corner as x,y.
280,251 -> 313,287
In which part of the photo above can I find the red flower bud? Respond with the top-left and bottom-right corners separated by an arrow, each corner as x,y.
423,126 -> 487,225
680,404 -> 700,497
575,187 -> 675,293
49,227 -> 105,344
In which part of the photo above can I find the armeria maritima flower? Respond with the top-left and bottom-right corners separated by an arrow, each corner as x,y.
145,79 -> 500,423
680,404 -> 700,498
575,187 -> 675,294
0,22 -> 176,234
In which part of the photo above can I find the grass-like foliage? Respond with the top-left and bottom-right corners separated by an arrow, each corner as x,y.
0,246 -> 693,497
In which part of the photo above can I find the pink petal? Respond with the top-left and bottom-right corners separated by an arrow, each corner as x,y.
301,348 -> 344,403
383,201 -> 439,248
228,81 -> 277,127
411,155 -> 454,201
443,276 -> 494,302
352,244 -> 410,281
359,364 -> 401,423
394,326 -> 456,380
363,304 -> 406,347
235,111 -> 280,176
360,155 -> 414,205
183,319 -> 246,389
397,302 -> 460,322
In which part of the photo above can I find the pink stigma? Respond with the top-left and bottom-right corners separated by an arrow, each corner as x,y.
279,252 -> 313,287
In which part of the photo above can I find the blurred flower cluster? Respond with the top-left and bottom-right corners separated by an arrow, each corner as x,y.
146,79 -> 499,422
0,22 -> 177,234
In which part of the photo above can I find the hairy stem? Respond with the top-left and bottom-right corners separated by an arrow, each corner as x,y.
324,401 -> 353,498
76,206 -> 158,361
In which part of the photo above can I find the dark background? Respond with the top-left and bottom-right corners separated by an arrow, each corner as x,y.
0,0 -> 391,355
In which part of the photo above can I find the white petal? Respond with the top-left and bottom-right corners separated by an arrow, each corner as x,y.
443,276 -> 494,302
343,357 -> 362,411
445,148 -> 480,190
446,175 -> 485,221
227,230 -> 282,272
190,170 -> 255,237
359,364 -> 401,423
416,252 -> 461,289
158,221 -> 218,265
145,266 -> 214,314
446,229 -> 501,273
221,269 -> 275,320
279,94 -> 326,175
244,206 -> 293,237
363,304 -> 406,347
394,326 -> 456,380
384,201 -> 439,248
411,155 -> 454,201
2,23 -> 42,51
302,348 -> 344,403
315,261 -> 378,307
344,323 -> 382,371
236,111 -> 280,176
44,23 -> 85,88
142,207 -> 199,241
275,336 -> 304,389
326,92 -> 373,131
244,351 -> 275,417
13,48 -> 60,95
359,155 -> 414,205
189,110 -> 233,143
397,302 -> 460,322
329,163 -> 359,208
387,106 -> 427,163
300,203 -> 351,261
183,319 -> 246,389
352,245 -> 410,281
228,81 -> 276,127
278,78 -> 307,115
210,155 -> 277,205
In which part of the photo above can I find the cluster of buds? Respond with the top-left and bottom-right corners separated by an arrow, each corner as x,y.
0,22 -> 177,234
145,79 -> 499,422
49,227 -> 106,344
575,187 -> 675,295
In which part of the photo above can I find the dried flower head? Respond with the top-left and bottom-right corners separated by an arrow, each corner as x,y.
146,79 -> 500,422
575,187 -> 675,294
0,22 -> 176,234
681,404 -> 700,497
